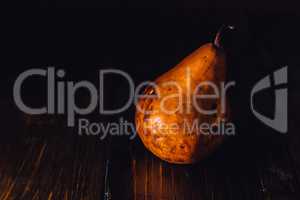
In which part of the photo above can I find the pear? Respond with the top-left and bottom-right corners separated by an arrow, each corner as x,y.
135,26 -> 234,164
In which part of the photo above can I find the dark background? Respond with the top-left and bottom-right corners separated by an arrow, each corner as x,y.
0,1 -> 299,199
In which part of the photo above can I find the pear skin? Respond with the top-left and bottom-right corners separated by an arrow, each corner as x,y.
135,26 -> 233,164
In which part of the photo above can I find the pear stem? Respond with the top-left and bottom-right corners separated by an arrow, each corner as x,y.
213,25 -> 235,48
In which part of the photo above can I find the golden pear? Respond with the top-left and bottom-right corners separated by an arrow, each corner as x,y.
135,26 -> 234,164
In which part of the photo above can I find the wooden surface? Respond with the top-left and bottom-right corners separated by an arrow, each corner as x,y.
0,111 -> 299,200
